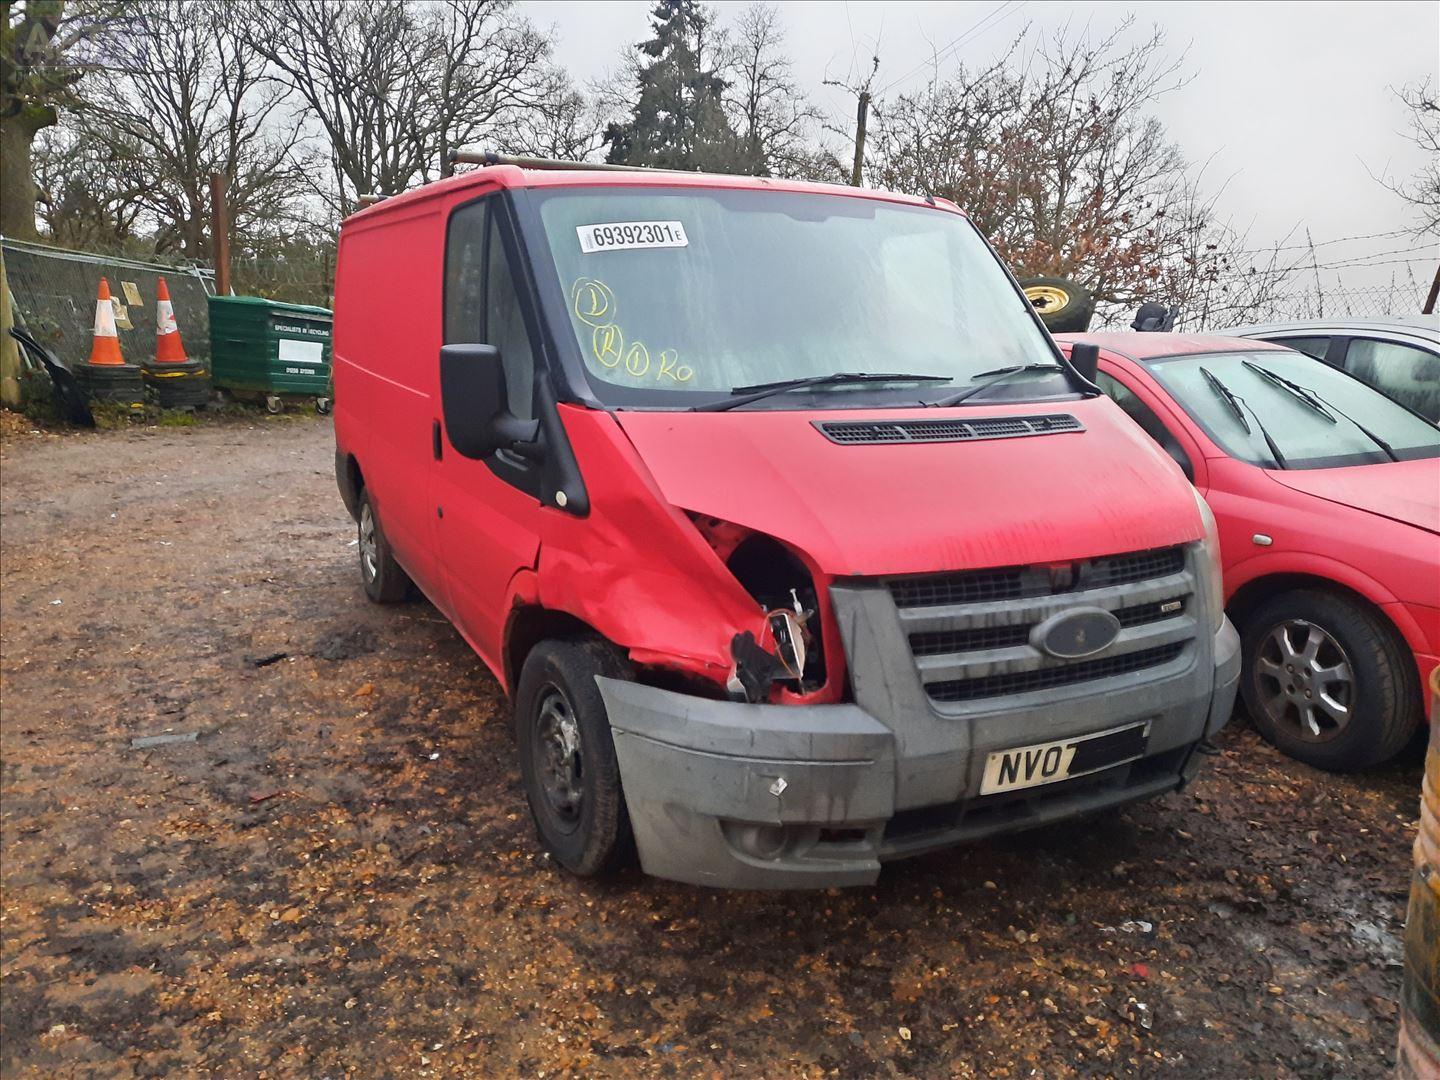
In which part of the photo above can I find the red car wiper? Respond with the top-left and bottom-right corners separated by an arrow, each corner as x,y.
1243,360 -> 1399,462
1201,365 -> 1288,468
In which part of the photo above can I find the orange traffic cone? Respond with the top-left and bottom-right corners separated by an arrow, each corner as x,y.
88,278 -> 126,366
153,277 -> 188,363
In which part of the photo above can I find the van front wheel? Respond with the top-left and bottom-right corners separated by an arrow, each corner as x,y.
357,491 -> 410,603
516,639 -> 635,876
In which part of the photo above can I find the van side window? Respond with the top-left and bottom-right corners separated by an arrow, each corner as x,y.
444,201 -> 487,344
485,221 -> 536,421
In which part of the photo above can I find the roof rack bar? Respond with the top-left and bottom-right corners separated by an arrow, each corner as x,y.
447,150 -> 656,174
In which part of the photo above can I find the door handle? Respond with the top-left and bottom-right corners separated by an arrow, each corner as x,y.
432,419 -> 442,461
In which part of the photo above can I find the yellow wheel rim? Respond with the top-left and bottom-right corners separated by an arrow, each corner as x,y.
1024,284 -> 1071,315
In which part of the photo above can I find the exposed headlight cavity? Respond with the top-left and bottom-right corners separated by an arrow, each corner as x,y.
689,515 -> 828,693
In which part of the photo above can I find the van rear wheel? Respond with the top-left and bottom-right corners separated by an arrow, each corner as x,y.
516,638 -> 635,876
357,490 -> 410,603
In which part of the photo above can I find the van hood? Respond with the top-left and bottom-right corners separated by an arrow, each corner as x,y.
613,399 -> 1204,577
1265,459 -> 1440,535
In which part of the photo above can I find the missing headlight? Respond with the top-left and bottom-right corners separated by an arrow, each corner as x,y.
720,529 -> 827,693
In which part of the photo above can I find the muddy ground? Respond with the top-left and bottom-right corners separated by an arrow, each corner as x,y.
0,416 -> 1422,1078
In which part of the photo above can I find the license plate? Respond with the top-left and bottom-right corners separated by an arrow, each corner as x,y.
980,722 -> 1150,795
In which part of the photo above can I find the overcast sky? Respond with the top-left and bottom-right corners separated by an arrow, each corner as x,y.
520,0 -> 1440,295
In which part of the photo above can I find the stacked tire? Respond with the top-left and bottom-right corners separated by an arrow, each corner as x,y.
1019,276 -> 1096,334
75,363 -> 145,406
143,360 -> 212,409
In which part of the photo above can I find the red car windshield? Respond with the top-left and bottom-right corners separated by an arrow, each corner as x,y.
532,186 -> 1059,405
1149,350 -> 1440,469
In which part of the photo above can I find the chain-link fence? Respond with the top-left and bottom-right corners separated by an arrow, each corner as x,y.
3,237 -> 216,370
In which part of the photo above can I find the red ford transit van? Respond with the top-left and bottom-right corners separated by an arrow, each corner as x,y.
333,157 -> 1240,889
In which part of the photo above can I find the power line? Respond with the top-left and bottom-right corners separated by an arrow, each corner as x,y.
874,0 -> 1026,98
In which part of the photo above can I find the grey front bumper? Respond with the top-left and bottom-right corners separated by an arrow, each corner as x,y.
600,617 -> 1240,890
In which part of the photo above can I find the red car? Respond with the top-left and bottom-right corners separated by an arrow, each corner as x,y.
1061,332 -> 1440,770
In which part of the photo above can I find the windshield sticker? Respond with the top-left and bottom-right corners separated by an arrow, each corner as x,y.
571,277 -> 695,385
577,221 -> 689,254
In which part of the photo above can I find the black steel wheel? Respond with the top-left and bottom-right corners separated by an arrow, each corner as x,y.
515,638 -> 635,876
1240,589 -> 1420,771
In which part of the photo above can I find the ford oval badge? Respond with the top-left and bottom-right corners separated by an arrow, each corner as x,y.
1030,607 -> 1121,660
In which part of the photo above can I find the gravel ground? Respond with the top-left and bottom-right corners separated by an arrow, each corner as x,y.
0,416 -> 1422,1078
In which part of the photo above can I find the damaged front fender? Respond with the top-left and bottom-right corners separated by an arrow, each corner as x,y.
532,406 -> 778,689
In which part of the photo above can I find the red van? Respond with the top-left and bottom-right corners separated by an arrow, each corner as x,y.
332,157 -> 1240,889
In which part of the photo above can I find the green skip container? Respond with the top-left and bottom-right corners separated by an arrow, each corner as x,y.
208,295 -> 334,414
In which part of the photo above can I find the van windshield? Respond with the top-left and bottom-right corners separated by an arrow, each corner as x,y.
531,186 -> 1063,408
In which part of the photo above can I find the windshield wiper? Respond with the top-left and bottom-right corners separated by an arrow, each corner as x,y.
1240,360 -> 1337,423
928,363 -> 1069,407
694,371 -> 948,412
1243,360 -> 1399,462
1201,366 -> 1288,468
1200,367 -> 1251,433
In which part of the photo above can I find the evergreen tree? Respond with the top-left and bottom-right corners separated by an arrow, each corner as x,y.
604,0 -> 738,171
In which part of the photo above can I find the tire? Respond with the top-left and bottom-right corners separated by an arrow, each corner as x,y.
265,394 -> 283,414
356,489 -> 411,603
1020,276 -> 1096,333
515,638 -> 635,876
316,397 -> 332,416
1239,588 -> 1420,771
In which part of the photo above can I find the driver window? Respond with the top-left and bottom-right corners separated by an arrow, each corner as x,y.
485,218 -> 537,422
1096,370 -> 1194,477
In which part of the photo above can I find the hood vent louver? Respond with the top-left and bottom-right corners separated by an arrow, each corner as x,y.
814,413 -> 1083,445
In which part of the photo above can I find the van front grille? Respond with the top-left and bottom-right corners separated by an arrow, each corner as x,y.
909,597 -> 1186,657
886,547 -> 1196,707
927,643 -> 1186,702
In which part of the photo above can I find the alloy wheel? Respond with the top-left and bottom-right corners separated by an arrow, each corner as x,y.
1254,618 -> 1354,743
359,503 -> 379,583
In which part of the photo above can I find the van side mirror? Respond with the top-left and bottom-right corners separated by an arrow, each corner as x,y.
439,343 -> 539,459
1068,342 -> 1099,382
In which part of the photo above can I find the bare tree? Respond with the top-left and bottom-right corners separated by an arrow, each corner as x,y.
723,3 -> 823,177
874,24 -> 1203,302
249,0 -> 570,213
1373,79 -> 1440,235
1,0 -> 130,239
64,0 -> 302,259
31,123 -> 149,250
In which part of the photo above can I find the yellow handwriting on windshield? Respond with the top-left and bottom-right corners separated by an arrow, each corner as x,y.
592,323 -> 624,368
571,277 -> 695,385
624,342 -> 651,377
657,349 -> 693,383
571,278 -> 615,327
